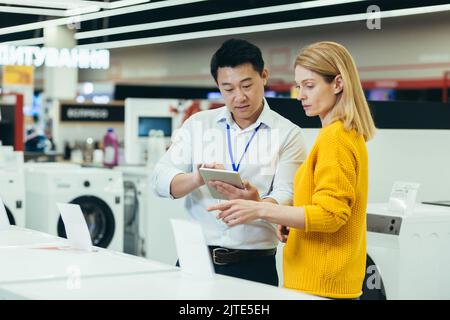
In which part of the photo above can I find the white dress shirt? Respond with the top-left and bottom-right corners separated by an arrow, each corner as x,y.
152,99 -> 307,249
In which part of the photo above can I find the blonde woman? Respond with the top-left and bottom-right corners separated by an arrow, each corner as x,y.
208,41 -> 376,299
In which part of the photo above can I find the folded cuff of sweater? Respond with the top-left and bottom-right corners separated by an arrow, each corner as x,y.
304,205 -> 347,233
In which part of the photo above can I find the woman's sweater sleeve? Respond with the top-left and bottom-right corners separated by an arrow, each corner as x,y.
304,129 -> 357,233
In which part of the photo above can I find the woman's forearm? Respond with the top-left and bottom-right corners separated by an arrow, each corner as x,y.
260,204 -> 306,230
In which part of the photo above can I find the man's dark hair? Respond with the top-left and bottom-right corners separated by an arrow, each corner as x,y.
210,38 -> 264,83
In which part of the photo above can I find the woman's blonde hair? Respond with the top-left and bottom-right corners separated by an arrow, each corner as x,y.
295,41 -> 376,141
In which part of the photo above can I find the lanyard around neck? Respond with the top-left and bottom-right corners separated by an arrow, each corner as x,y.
226,122 -> 262,172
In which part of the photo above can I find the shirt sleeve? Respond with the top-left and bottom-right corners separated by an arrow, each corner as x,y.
264,126 -> 307,205
151,118 -> 194,198
304,130 -> 357,233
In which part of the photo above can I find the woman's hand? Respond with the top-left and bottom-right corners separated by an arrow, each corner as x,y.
209,200 -> 304,235
208,180 -> 261,201
208,199 -> 271,227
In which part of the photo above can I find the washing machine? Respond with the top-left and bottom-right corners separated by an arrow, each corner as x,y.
0,169 -> 25,227
361,202 -> 450,300
25,167 -> 124,251
114,166 -> 185,264
0,149 -> 25,227
115,167 -> 143,256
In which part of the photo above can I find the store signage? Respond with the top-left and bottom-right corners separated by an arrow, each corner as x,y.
3,65 -> 34,85
61,104 -> 124,122
0,45 -> 109,69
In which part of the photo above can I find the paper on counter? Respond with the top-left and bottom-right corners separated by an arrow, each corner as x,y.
57,203 -> 93,252
170,219 -> 214,279
0,197 -> 10,230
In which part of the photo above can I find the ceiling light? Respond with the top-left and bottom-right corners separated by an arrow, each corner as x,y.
75,0 -> 366,40
0,5 -> 66,16
0,0 -> 149,9
2,37 -> 45,46
65,5 -> 101,17
65,0 -> 150,10
107,0 -> 151,9
0,0 -> 77,9
0,0 -> 209,36
76,4 -> 450,50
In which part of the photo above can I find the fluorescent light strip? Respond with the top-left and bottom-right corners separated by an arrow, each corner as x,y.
62,0 -> 150,10
0,0 -> 74,9
1,0 -> 365,43
65,5 -> 101,17
0,1 -> 142,18
75,0 -> 366,40
76,4 -> 450,50
107,0 -> 151,9
0,0 -> 148,10
2,37 -> 45,46
61,0 -> 150,10
0,5 -> 66,16
0,0 -> 208,35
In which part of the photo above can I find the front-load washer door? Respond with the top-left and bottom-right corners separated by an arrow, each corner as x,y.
57,196 -> 116,248
5,205 -> 15,225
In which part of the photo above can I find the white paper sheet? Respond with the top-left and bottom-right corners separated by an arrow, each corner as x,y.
56,203 -> 92,252
170,219 -> 215,279
0,197 -> 10,230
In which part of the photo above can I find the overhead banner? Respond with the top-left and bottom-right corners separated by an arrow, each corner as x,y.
0,45 -> 109,70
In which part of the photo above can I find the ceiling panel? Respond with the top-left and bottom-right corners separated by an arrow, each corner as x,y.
0,0 -> 449,47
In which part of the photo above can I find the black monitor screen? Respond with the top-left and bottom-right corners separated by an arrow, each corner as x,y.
138,117 -> 172,137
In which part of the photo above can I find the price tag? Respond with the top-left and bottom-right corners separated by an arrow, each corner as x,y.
388,181 -> 420,215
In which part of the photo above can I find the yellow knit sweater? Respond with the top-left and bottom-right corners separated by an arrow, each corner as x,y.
283,120 -> 368,299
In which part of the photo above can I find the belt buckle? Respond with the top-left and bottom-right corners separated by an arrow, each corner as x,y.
212,247 -> 229,265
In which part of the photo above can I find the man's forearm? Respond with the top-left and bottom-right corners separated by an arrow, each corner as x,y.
170,172 -> 202,199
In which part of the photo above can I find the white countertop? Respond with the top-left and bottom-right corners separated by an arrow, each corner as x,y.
0,227 -> 322,300
0,246 -> 175,284
0,226 -> 67,248
0,269 -> 321,300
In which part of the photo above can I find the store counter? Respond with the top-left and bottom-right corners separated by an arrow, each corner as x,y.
0,227 -> 320,300
0,226 -> 67,248
0,268 -> 319,300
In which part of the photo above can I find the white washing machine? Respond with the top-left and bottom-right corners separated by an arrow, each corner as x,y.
25,167 -> 124,251
114,166 -> 185,264
0,169 -> 25,227
114,166 -> 144,256
0,149 -> 25,228
362,202 -> 450,300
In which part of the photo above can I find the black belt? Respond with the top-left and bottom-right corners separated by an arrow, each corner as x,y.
208,246 -> 277,266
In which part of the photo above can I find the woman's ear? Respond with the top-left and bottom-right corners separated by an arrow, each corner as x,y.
334,75 -> 344,95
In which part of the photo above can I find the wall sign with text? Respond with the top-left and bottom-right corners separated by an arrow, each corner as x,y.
0,45 -> 109,70
60,104 -> 124,122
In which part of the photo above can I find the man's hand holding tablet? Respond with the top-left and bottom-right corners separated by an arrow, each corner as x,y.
199,167 -> 260,201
